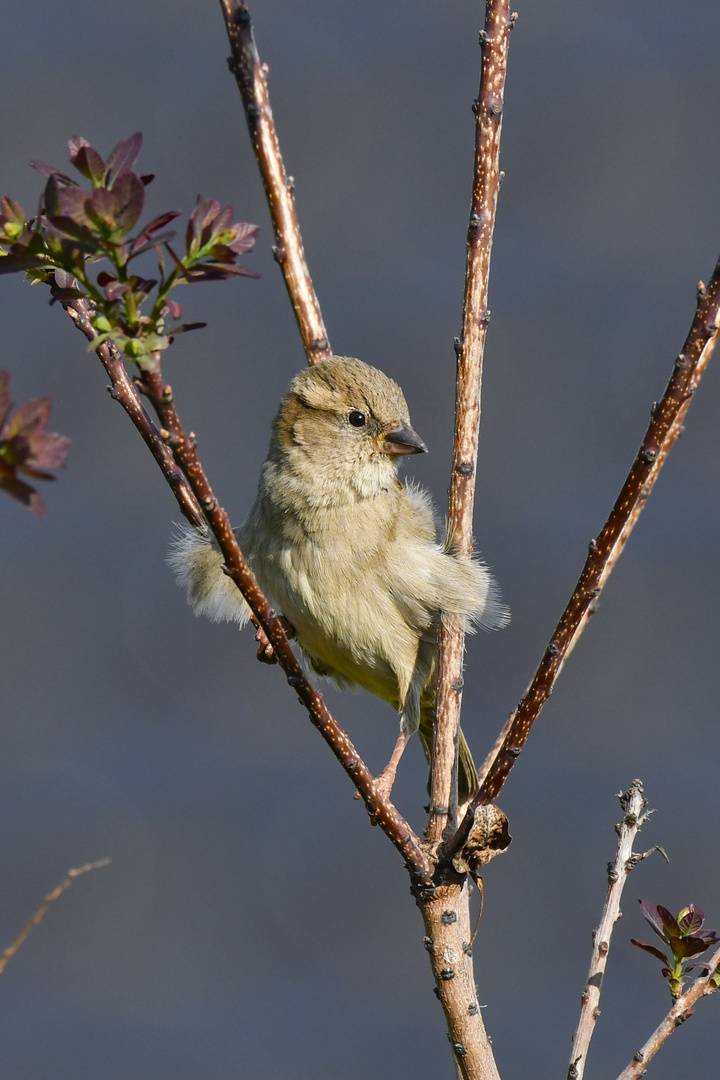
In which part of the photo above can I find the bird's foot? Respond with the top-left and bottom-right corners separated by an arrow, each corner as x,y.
254,615 -> 296,663
372,764 -> 398,804
351,765 -> 397,805
353,730 -> 408,805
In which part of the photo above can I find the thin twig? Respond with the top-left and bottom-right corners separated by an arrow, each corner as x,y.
442,262 -> 720,866
220,0 -> 332,365
427,0 -> 516,845
66,301 -> 204,529
615,942 -> 720,1080
568,780 -> 650,1080
0,859 -> 110,975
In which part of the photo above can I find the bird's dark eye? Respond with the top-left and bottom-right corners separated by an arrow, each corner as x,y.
348,410 -> 367,428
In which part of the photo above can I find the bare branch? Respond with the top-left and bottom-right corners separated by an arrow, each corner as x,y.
568,780 -> 649,1080
615,942 -> 720,1080
428,0 -> 516,846
0,859 -> 110,975
442,260 -> 720,866
219,0 -> 332,365
421,804 -> 510,1080
420,881 -> 501,1080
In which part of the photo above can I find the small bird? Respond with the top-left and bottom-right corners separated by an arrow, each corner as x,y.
169,357 -> 508,803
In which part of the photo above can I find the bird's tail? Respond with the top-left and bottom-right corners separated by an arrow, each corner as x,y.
168,524 -> 252,626
418,709 -> 479,807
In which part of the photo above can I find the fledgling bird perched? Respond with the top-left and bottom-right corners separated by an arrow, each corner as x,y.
169,357 -> 508,803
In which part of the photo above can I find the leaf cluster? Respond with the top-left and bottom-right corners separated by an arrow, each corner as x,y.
0,134 -> 259,369
632,900 -> 720,998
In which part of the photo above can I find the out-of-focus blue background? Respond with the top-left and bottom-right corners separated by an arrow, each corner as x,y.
1,3 -> 719,1077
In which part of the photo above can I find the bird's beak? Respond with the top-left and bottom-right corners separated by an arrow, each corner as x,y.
379,421 -> 428,456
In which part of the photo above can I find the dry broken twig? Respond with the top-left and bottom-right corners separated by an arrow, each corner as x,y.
568,780 -> 657,1080
0,859 -> 109,976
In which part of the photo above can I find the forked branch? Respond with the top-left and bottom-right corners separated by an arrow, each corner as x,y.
443,261 -> 720,866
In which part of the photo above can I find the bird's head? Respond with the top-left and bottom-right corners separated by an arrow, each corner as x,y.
271,356 -> 427,502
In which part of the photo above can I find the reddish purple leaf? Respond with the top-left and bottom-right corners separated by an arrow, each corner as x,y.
673,935 -> 718,961
105,132 -> 143,187
186,196 -> 221,250
639,900 -> 669,939
678,905 -> 705,937
0,196 -> 25,227
5,396 -> 51,439
128,231 -> 176,258
24,430 -> 71,472
31,160 -> 77,186
226,221 -> 260,255
171,322 -> 207,334
104,281 -> 131,302
0,371 -> 70,514
56,183 -> 92,224
111,171 -> 145,235
49,287 -> 87,303
86,186 -> 119,226
45,215 -> 98,250
68,135 -> 91,160
0,470 -> 46,515
137,210 -> 181,240
685,961 -> 717,975
54,269 -> 76,289
211,204 -> 233,235
656,905 -> 681,938
630,939 -> 670,965
0,253 -> 49,273
68,137 -> 106,185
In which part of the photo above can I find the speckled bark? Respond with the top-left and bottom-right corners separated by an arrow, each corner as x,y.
568,781 -> 649,1080
220,0 -> 332,365
428,0 -> 515,849
418,880 -> 500,1080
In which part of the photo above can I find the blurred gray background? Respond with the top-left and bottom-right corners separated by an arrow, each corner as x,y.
1,2 -> 719,1078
